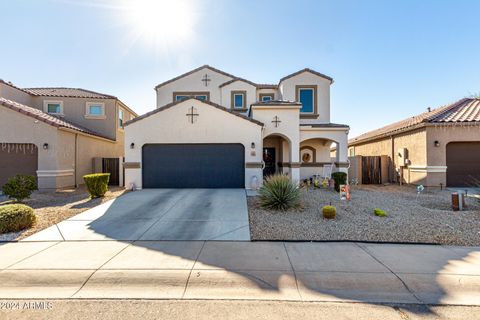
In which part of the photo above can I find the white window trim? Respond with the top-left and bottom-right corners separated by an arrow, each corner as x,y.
43,100 -> 64,116
233,93 -> 245,109
118,108 -> 124,130
85,102 -> 106,119
298,87 -> 315,114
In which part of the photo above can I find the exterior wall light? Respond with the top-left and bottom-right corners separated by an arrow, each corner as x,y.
251,142 -> 255,149
130,143 -> 135,149
43,143 -> 49,150
434,140 -> 440,147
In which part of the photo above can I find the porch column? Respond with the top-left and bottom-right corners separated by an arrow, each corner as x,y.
290,140 -> 300,184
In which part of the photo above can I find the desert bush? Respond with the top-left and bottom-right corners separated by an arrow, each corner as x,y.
322,205 -> 336,219
2,175 -> 37,202
258,174 -> 300,210
331,172 -> 347,192
83,173 -> 110,198
0,204 -> 36,233
374,208 -> 388,217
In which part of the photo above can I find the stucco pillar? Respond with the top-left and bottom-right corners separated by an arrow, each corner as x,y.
290,139 -> 300,184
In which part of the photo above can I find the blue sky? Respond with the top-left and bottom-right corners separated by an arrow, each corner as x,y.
1,0 -> 479,137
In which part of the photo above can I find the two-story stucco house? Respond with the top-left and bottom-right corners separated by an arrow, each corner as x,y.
0,79 -> 137,189
124,65 -> 349,189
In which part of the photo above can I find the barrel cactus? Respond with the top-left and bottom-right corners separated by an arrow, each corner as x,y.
322,205 -> 336,219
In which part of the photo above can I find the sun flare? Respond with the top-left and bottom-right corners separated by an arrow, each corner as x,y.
122,0 -> 198,46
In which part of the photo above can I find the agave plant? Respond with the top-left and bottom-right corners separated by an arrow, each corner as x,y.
258,174 -> 300,210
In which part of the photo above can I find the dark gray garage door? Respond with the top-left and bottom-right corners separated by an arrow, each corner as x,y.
0,143 -> 38,189
142,144 -> 245,188
446,142 -> 480,187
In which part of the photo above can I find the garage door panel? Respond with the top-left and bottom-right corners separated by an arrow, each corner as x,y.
142,144 -> 245,188
446,142 -> 480,187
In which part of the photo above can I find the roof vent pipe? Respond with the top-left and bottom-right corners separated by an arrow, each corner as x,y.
427,107 -> 431,112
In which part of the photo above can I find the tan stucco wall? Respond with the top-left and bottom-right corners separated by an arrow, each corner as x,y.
220,81 -> 257,112
30,96 -> 118,140
0,83 -> 33,106
425,124 -> 480,186
0,106 -> 124,189
350,128 -> 431,185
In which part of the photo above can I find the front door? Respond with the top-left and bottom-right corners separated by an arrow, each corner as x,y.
263,148 -> 276,177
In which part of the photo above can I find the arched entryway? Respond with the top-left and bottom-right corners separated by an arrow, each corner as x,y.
262,134 -> 291,177
299,138 -> 340,180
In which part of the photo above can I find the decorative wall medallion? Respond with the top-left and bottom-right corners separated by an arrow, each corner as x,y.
201,74 -> 211,87
272,116 -> 281,127
186,106 -> 199,123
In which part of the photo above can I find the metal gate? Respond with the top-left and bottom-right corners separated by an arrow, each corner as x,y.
102,158 -> 119,185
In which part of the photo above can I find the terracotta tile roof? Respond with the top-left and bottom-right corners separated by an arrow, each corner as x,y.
350,98 -> 480,145
0,97 -> 114,140
22,87 -> 116,99
279,68 -> 334,84
125,97 -> 263,127
257,84 -> 278,89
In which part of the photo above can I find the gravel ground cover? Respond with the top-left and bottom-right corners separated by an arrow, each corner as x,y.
0,186 -> 127,241
248,185 -> 480,245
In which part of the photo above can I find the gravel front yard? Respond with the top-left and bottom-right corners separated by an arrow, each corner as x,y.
0,186 -> 127,241
248,185 -> 480,246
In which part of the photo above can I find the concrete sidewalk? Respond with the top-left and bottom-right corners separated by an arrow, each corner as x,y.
0,241 -> 479,305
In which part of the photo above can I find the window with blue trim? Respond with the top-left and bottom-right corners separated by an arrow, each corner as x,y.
299,88 -> 314,113
175,95 -> 189,101
195,95 -> 207,101
262,96 -> 272,102
233,93 -> 245,108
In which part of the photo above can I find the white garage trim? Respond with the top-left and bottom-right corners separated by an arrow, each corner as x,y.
36,169 -> 75,177
409,166 -> 447,173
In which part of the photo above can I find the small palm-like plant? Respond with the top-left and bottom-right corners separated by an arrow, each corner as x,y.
258,174 -> 300,210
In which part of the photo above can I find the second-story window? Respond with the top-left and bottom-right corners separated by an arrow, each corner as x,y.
296,85 -> 317,114
259,93 -> 274,102
119,109 -> 124,128
85,102 -> 106,119
173,92 -> 210,102
43,100 -> 63,115
231,91 -> 246,110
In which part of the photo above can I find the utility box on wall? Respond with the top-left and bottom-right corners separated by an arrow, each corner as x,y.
397,148 -> 409,166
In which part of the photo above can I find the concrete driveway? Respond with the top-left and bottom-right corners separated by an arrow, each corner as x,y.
23,189 -> 250,241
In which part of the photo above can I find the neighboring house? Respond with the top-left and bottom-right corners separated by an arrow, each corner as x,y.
0,79 -> 137,189
124,65 -> 349,189
348,98 -> 480,187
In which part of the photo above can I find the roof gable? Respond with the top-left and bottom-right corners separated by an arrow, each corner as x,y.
279,68 -> 333,84
125,98 -> 263,127
154,65 -> 237,90
219,78 -> 257,88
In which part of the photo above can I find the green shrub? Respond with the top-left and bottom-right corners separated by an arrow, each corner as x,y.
331,172 -> 347,192
258,174 -> 300,210
2,175 -> 37,202
322,205 -> 336,219
0,204 -> 36,233
83,173 -> 110,198
374,208 -> 388,217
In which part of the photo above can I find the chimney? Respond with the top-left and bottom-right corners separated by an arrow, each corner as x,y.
427,107 -> 431,112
